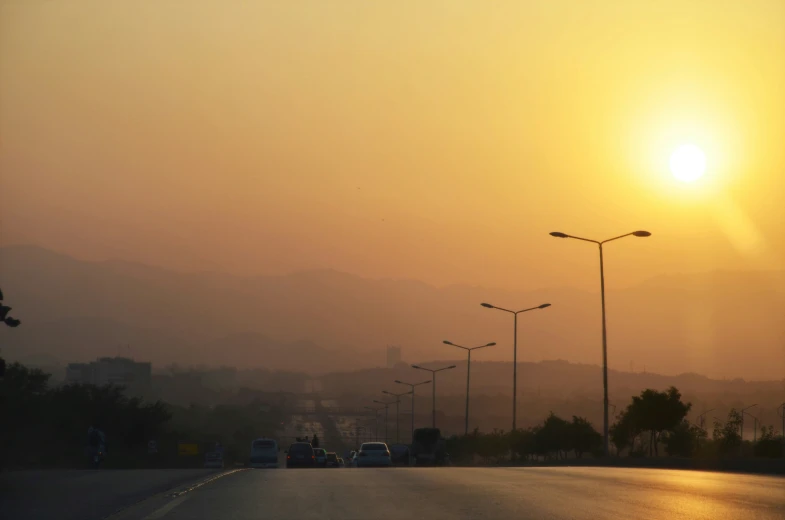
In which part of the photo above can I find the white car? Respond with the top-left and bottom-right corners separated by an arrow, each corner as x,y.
355,442 -> 392,467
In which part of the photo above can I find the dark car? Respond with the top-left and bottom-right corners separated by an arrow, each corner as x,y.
286,442 -> 315,468
388,443 -> 410,465
326,452 -> 339,467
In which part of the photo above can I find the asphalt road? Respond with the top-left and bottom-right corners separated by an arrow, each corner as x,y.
0,469 -> 219,520
105,466 -> 784,520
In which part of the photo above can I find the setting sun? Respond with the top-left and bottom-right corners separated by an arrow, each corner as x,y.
670,144 -> 707,183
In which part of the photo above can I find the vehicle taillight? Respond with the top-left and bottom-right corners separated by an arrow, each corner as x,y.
287,455 -> 291,459
312,456 -> 315,459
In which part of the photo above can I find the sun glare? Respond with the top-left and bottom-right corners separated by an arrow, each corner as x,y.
670,144 -> 706,183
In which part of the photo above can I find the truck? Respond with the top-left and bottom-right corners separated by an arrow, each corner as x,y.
410,428 -> 448,466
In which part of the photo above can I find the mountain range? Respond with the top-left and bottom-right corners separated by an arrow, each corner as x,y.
1,244 -> 784,379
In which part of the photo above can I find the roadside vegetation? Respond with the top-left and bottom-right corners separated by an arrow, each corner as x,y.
2,360 -> 782,469
445,387 -> 784,464
0,362 -> 283,469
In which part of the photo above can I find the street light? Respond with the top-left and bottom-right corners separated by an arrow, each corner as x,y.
364,406 -> 383,442
411,364 -> 456,428
747,413 -> 760,444
549,229 -> 651,455
373,399 -> 396,443
395,379 -> 431,444
741,404 -> 758,454
443,340 -> 496,435
382,390 -> 413,443
480,302 -> 550,431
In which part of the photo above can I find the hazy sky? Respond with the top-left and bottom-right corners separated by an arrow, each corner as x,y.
2,1 -> 784,292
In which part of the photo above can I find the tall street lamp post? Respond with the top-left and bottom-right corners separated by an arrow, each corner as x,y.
741,404 -> 758,455
382,390 -> 412,443
549,229 -> 651,455
364,406 -> 383,442
373,399 -> 396,443
411,364 -> 456,428
395,379 -> 431,444
480,302 -> 550,431
442,340 -> 496,435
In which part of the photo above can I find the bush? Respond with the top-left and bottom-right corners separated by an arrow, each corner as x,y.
1,362 -> 283,469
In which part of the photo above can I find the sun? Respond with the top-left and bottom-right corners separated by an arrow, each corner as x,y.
670,144 -> 706,183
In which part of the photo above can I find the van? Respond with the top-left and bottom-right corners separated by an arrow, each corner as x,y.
250,438 -> 279,468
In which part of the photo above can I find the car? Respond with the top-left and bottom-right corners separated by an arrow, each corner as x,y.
388,443 -> 410,466
204,451 -> 224,469
312,447 -> 328,467
356,442 -> 392,467
326,452 -> 339,467
286,442 -> 315,468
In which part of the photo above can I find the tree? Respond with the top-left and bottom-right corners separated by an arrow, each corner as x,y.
753,426 -> 783,458
663,420 -> 706,457
570,416 -> 601,458
508,428 -> 537,461
474,429 -> 509,464
0,287 -> 22,328
534,413 -> 571,459
444,431 -> 478,464
625,387 -> 691,456
610,407 -> 643,455
0,285 -> 22,378
712,409 -> 742,455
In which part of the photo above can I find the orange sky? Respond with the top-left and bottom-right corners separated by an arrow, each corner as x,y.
2,1 -> 784,292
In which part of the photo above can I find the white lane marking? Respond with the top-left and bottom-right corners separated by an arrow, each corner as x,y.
167,469 -> 247,497
143,469 -> 247,519
144,495 -> 188,520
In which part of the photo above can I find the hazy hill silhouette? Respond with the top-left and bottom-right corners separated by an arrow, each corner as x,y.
1,245 -> 784,379
323,359 -> 785,431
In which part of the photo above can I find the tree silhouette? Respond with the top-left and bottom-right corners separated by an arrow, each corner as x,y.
663,420 -> 706,457
534,413 -> 571,459
713,409 -> 743,455
617,387 -> 692,456
610,387 -> 691,457
610,411 -> 640,455
570,416 -> 602,458
753,426 -> 784,458
0,288 -> 21,328
0,287 -> 21,378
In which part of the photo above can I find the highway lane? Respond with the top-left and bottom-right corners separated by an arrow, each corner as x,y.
0,469 -> 220,520
114,466 -> 785,520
